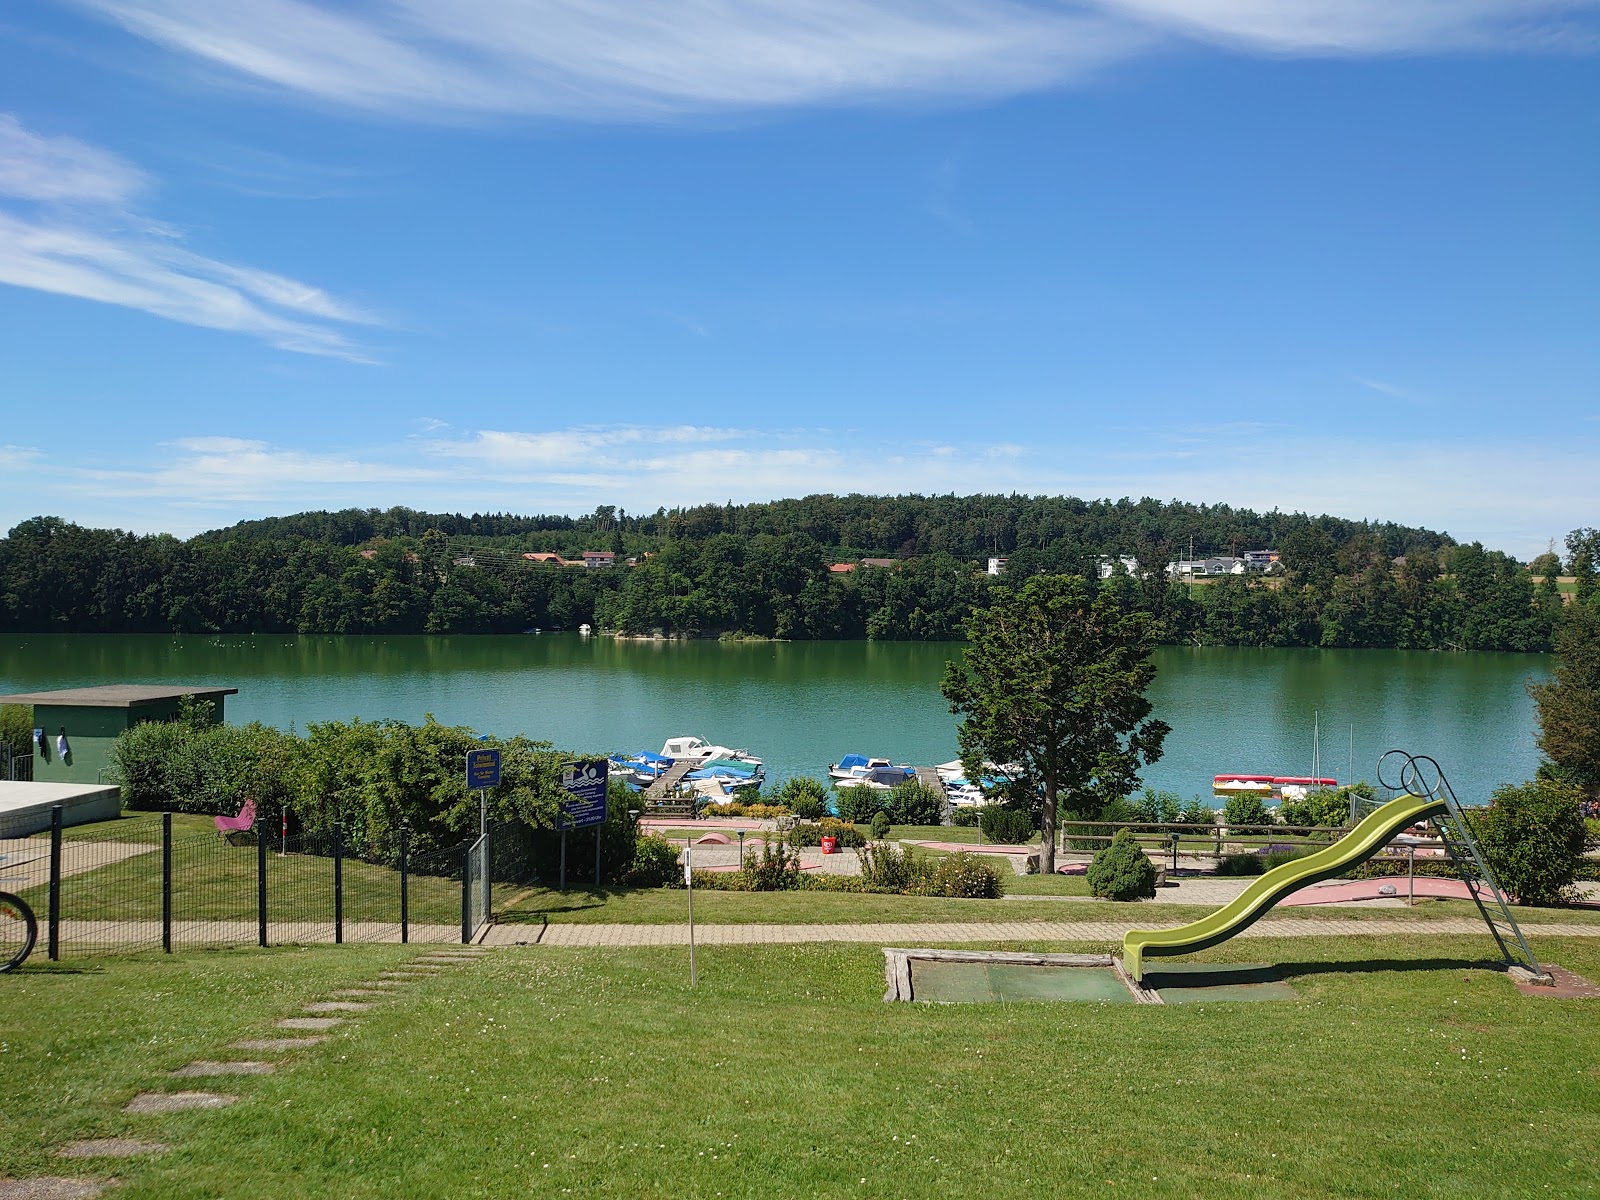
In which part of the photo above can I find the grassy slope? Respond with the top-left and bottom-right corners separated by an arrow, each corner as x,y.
3,937 -> 1599,1198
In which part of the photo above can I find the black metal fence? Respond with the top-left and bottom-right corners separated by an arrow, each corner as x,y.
0,804 -> 522,961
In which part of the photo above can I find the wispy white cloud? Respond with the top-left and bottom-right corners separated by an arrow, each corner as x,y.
0,112 -> 377,359
1103,0 -> 1600,53
68,0 -> 1600,121
429,425 -> 749,466
1355,376 -> 1421,402
0,114 -> 148,204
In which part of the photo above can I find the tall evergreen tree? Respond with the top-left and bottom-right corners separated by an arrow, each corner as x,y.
1528,605 -> 1600,798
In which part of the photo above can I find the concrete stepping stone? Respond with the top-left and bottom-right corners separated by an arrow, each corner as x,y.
330,989 -> 388,998
171,1061 -> 275,1077
379,970 -> 438,978
353,980 -> 407,989
0,1178 -> 115,1198
123,1091 -> 236,1114
303,1001 -> 372,1013
276,1017 -> 343,1031
229,1037 -> 325,1052
56,1139 -> 168,1159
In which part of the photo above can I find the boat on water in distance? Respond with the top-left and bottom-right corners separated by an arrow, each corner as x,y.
829,754 -> 912,785
659,735 -> 762,770
1213,774 -> 1338,801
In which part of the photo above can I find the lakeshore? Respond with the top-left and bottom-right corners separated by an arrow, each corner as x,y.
0,634 -> 1549,804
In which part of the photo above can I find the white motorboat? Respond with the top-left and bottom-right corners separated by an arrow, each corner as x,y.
659,736 -> 762,770
829,754 -> 912,785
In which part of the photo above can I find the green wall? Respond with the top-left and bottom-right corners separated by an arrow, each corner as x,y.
31,696 -> 227,785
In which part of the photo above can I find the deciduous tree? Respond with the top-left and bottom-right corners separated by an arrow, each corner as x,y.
941,575 -> 1168,875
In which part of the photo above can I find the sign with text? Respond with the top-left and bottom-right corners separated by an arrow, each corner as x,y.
466,747 -> 502,790
559,758 -> 609,829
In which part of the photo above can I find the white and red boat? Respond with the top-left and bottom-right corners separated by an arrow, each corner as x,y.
1213,774 -> 1338,801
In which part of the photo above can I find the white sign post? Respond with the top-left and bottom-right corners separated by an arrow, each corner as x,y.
684,842 -> 696,988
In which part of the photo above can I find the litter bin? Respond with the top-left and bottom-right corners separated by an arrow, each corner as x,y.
820,835 -> 838,855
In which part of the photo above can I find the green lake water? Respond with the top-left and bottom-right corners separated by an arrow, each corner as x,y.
0,635 -> 1550,804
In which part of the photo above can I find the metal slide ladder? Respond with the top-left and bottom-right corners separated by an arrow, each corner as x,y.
1376,751 -> 1550,983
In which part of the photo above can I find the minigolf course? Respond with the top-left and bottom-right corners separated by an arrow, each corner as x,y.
1123,792 -> 1450,982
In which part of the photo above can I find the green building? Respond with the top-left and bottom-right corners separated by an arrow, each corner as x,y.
0,685 -> 238,785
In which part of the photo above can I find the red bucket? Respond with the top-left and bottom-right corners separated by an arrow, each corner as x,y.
820,835 -> 838,855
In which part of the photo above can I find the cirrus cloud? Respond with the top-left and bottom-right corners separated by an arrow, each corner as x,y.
68,0 -> 1600,121
0,112 -> 379,360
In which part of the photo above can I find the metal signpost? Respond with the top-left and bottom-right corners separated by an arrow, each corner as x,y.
558,759 -> 609,890
466,747 -> 501,920
684,842 -> 696,988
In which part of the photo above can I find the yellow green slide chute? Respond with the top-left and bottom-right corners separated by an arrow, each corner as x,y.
1122,793 -> 1447,981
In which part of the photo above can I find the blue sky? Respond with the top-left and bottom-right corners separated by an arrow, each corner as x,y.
1,2 -> 1596,557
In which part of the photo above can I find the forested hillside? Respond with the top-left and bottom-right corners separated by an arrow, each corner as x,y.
0,496 -> 1588,652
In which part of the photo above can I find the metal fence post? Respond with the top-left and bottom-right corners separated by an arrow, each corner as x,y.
334,822 -> 344,945
482,821 -> 492,928
399,824 -> 410,945
162,812 -> 173,953
48,804 -> 62,961
257,822 -> 268,948
460,843 -> 471,945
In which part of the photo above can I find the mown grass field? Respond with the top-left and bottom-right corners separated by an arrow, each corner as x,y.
3,935 -> 1599,1198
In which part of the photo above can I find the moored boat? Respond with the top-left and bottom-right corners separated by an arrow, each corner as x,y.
829,754 -> 911,785
660,735 -> 762,770
1213,774 -> 1337,800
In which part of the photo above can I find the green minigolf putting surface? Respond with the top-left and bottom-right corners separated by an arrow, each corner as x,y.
1144,962 -> 1298,1004
910,961 -> 1135,1004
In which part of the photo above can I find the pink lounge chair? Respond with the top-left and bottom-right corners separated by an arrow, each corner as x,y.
215,798 -> 256,842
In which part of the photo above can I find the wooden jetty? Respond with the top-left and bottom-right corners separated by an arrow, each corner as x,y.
644,758 -> 696,800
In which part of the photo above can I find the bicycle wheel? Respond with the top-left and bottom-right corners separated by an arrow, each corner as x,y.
0,891 -> 37,973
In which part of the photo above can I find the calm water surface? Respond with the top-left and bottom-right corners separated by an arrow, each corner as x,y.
0,635 -> 1550,803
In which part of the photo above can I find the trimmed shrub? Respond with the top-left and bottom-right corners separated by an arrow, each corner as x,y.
870,810 -> 892,840
951,807 -> 981,827
1469,779 -> 1594,905
774,776 -> 829,820
624,834 -> 683,888
933,852 -> 1003,899
788,817 -> 867,849
1217,853 -> 1262,876
1087,829 -> 1157,900
979,806 -> 1036,845
1222,793 -> 1273,829
696,801 -> 789,819
835,785 -> 886,823
887,779 -> 944,825
1215,853 -> 1264,876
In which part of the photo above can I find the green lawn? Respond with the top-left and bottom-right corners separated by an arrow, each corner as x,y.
3,936 -> 1599,1197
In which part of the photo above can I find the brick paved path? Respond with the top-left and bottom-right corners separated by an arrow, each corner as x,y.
483,917 -> 1600,948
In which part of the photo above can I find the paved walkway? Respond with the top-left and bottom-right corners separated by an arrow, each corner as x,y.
482,916 -> 1600,947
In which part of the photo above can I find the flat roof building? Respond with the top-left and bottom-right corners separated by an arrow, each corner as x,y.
0,685 -> 237,786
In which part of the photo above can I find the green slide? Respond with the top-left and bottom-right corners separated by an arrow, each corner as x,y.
1122,793 -> 1447,981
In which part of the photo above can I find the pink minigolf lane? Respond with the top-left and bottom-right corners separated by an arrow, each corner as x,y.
1279,878 -> 1495,906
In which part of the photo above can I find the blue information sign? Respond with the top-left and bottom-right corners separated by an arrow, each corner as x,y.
466,747 -> 502,790
559,759 -> 609,829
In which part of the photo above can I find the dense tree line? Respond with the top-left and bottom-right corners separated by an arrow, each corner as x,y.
0,500 -> 1588,652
